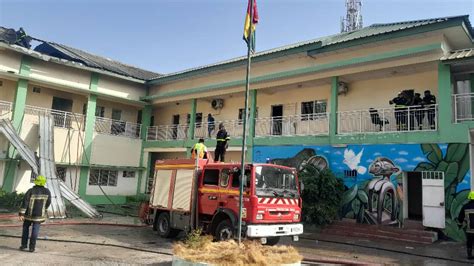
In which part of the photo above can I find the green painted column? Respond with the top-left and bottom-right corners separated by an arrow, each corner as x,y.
437,62 -> 452,135
329,76 -> 339,140
137,104 -> 152,195
2,56 -> 31,191
247,89 -> 257,161
78,73 -> 99,197
188,99 -> 197,140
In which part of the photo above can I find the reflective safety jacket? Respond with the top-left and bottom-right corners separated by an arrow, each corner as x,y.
191,142 -> 208,159
19,185 -> 52,223
216,129 -> 230,146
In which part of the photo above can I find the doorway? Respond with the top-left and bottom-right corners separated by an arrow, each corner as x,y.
406,171 -> 422,220
271,105 -> 283,136
172,114 -> 180,139
52,97 -> 73,128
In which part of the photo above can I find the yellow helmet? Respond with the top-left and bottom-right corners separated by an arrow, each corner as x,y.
34,175 -> 47,187
468,191 -> 474,200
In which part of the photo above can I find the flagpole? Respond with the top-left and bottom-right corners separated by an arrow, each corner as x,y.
238,0 -> 254,245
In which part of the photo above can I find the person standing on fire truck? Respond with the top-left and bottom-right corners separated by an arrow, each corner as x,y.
191,138 -> 208,159
214,123 -> 230,162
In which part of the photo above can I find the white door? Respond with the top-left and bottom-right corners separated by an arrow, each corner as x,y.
422,171 -> 445,228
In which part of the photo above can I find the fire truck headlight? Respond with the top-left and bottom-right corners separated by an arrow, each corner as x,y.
293,213 -> 299,220
256,213 -> 263,220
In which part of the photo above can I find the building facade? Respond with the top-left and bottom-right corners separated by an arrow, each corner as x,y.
1,15 -> 473,240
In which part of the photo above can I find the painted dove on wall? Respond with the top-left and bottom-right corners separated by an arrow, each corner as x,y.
343,148 -> 367,174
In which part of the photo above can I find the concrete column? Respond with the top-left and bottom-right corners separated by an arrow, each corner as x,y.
437,62 -> 452,134
2,56 -> 31,191
329,76 -> 339,140
78,73 -> 99,197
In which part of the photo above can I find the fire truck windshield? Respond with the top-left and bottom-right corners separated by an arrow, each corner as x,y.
255,166 -> 298,198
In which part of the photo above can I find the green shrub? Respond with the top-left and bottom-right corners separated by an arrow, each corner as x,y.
299,165 -> 344,226
0,189 -> 24,210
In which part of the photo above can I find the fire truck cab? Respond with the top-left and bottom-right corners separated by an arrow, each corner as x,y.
146,158 -> 303,245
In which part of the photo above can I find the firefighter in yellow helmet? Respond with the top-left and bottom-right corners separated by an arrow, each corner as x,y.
459,191 -> 474,259
19,175 -> 51,252
191,138 -> 208,159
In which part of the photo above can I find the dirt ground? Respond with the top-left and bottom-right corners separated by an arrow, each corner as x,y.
0,215 -> 471,265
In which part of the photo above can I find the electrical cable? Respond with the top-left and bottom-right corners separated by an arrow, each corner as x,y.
0,232 -> 469,264
299,236 -> 471,264
0,234 -> 173,257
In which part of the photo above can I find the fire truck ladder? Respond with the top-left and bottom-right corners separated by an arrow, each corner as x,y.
0,117 -> 100,218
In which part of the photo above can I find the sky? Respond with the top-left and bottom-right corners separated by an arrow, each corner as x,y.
0,0 -> 473,75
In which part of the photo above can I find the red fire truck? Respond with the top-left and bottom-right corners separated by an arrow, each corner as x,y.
145,158 -> 303,245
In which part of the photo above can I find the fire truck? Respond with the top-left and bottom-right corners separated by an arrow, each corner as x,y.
144,158 -> 303,245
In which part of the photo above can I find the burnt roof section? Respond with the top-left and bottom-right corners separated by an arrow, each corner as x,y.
34,42 -> 160,80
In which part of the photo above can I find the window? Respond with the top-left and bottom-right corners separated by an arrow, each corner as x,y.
122,171 -> 135,178
196,113 -> 203,128
344,170 -> 358,178
95,106 -> 105,117
203,169 -> 219,186
56,167 -> 67,182
238,108 -> 258,125
33,87 -> 41,93
301,100 -> 327,120
112,109 -> 122,120
219,169 -> 231,187
231,168 -> 251,188
89,169 -> 118,186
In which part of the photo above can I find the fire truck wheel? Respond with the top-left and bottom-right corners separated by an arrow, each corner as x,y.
156,212 -> 179,238
265,237 -> 280,246
214,219 -> 233,241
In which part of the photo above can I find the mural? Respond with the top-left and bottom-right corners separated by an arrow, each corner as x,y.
254,143 -> 471,241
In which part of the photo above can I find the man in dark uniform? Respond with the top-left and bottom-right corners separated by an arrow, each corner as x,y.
459,191 -> 474,259
389,92 -> 409,131
214,123 -> 230,162
19,175 -> 51,252
412,93 -> 424,130
422,90 -> 437,129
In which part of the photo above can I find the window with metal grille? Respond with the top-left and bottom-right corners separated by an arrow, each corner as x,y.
301,100 -> 327,120
122,171 -> 135,178
56,167 -> 67,182
344,170 -> 358,178
89,169 -> 118,186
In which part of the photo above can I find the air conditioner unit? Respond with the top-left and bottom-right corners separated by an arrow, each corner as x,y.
338,82 -> 349,95
211,99 -> 224,110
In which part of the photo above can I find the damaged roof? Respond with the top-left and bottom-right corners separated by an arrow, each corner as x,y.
34,42 -> 160,80
0,26 -> 160,81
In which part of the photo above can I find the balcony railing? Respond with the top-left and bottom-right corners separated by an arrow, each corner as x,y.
454,93 -> 474,123
0,100 -> 12,119
255,113 -> 330,137
24,105 -> 85,130
95,117 -> 141,139
194,120 -> 245,139
337,105 -> 438,134
146,124 -> 188,141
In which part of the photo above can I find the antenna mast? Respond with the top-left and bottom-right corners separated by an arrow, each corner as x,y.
341,0 -> 363,32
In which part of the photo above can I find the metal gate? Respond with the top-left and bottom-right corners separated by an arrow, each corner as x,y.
422,171 -> 445,229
